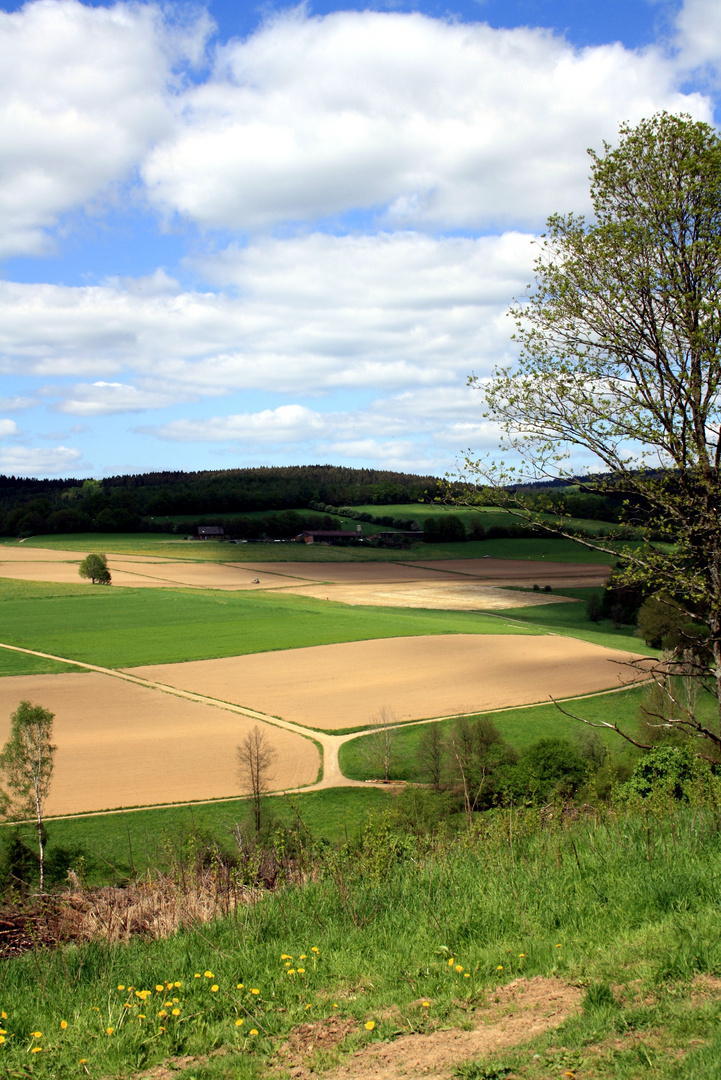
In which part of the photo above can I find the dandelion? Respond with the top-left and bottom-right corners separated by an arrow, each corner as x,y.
297,968 -> 306,974
305,1004 -> 312,1010
123,1003 -> 132,1009
237,983 -> 244,990
421,1001 -> 430,1008
448,958 -> 454,967
235,1018 -> 244,1027
365,1021 -> 375,1031
556,944 -> 562,948
455,965 -> 463,973
497,966 -> 503,972
164,1001 -> 173,1007
0,1029 -> 5,1035
31,1031 -> 42,1038
311,947 -> 319,953
117,984 -> 125,991
250,988 -> 260,995
79,1059 -> 88,1065
464,973 -> 470,979
285,961 -> 291,967
519,953 -> 526,958
158,1011 -> 167,1019
166,982 -> 173,990
172,1009 -> 181,1017
174,981 -> 182,988
211,985 -> 219,993
249,1028 -> 258,1036
194,974 -> 201,979
138,1014 -> 146,1020
204,971 -> 214,978
299,954 -> 306,960
1,1013 -> 6,1020
332,1004 -> 338,1009
158,1026 -> 166,1033
31,1046 -> 42,1054
106,1027 -> 114,1036
0,1036 -> 5,1044
155,984 -> 164,992
281,954 -> 292,960
287,969 -> 296,976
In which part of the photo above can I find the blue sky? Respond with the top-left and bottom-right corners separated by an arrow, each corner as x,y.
0,0 -> 719,478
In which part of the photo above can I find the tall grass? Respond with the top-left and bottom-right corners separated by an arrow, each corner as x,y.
1,803 -> 720,1077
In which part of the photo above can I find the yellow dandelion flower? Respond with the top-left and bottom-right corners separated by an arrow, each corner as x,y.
117,984 -> 125,991
166,982 -> 173,990
249,1028 -> 258,1036
0,1028 -> 5,1034
204,971 -> 214,978
448,958 -> 454,967
311,947 -> 319,953
0,1013 -> 6,1020
285,961 -> 291,967
31,1046 -> 42,1054
31,1031 -> 42,1038
305,1004 -> 312,1010
194,973 -> 201,978
155,984 -> 164,992
139,1014 -> 146,1019
237,983 -> 244,990
422,1001 -> 430,1007
123,1003 -> 132,1009
164,1001 -> 173,1007
158,1026 -> 166,1033
174,981 -> 182,988
281,954 -> 292,960
299,954 -> 306,960
332,1004 -> 338,1009
365,1021 -> 375,1031
158,1010 -> 167,1019
455,965 -> 463,973
497,965 -> 503,971
106,1027 -> 114,1036
464,973 -> 470,979
235,1018 -> 244,1027
287,969 -> 296,975
297,968 -> 306,974
556,943 -> 562,948
172,1008 -> 181,1017
0,1036 -> 5,1044
211,985 -> 219,993
519,953 -> 526,958
250,988 -> 259,995
79,1059 -> 88,1065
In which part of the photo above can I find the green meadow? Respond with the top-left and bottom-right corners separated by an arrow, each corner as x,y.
9,531 -> 621,563
0,578 -> 530,670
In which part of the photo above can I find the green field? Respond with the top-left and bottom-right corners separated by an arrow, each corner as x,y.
8,532 -> 621,563
0,578 -> 530,669
339,687 -> 646,782
350,501 -> 627,537
25,787 -> 390,887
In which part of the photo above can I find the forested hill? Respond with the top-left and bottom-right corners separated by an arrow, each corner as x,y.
0,465 -> 444,536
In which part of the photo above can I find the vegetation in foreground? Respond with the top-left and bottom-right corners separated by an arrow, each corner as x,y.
0,799 -> 720,1079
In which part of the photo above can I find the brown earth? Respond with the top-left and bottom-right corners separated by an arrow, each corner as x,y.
0,672 -> 319,815
128,634 -> 647,731
278,977 -> 582,1080
0,547 -> 609,610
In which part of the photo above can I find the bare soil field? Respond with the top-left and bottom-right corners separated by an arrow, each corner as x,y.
0,547 -> 608,609
0,673 -> 319,815
128,634 -> 647,731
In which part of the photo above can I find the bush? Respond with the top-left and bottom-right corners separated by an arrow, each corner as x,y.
624,745 -> 704,801
423,515 -> 467,542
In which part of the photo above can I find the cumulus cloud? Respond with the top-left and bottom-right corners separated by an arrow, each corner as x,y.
0,396 -> 36,412
143,8 -> 709,232
0,0 -> 211,257
0,445 -> 82,475
674,0 -> 721,74
0,231 -> 531,393
0,418 -> 19,438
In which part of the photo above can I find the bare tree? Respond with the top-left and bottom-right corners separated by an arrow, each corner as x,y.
0,700 -> 56,892
237,726 -> 277,833
361,706 -> 399,783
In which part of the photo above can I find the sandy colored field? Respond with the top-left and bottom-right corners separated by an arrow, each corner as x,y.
273,580 -> 575,610
128,634 -> 647,731
0,673 -> 319,815
0,545 -> 609,609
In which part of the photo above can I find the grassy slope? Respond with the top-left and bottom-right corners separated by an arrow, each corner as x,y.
0,579 -> 529,669
1,807 -> 720,1079
37,788 -> 390,886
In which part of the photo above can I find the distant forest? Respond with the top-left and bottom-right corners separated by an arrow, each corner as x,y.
0,465 -> 446,537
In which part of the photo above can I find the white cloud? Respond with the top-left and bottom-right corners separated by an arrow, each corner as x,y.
0,418 -> 19,438
54,380 -> 193,416
0,444 -> 82,475
0,231 -> 531,392
0,396 -> 36,412
674,0 -> 721,73
0,0 -> 211,257
151,404 -> 331,444
143,8 -> 710,232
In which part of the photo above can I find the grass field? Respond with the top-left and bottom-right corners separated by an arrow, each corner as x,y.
486,595 -> 655,653
339,687 -> 647,781
9,532 -> 622,564
1,804 -> 720,1079
350,501 -> 628,537
26,788 -> 390,886
0,578 -> 532,669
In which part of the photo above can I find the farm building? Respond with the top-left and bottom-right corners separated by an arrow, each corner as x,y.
197,526 -> 225,539
297,528 -> 361,545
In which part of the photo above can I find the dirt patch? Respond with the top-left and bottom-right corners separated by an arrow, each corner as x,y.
408,558 -> 611,587
0,673 -> 319,815
128,635 -> 648,731
276,580 -> 575,610
286,978 -> 581,1080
